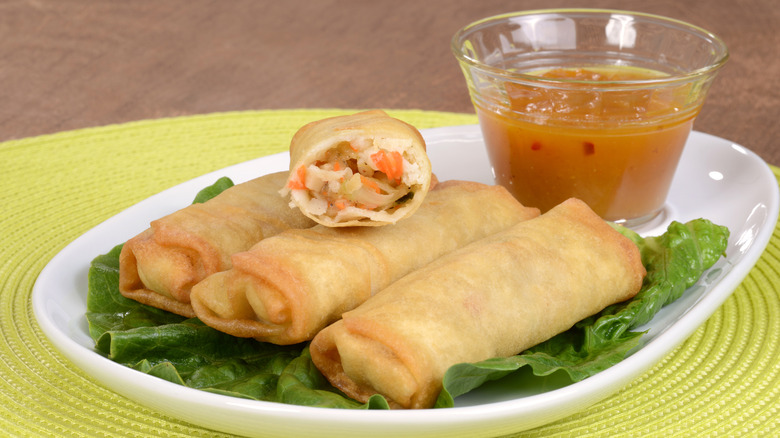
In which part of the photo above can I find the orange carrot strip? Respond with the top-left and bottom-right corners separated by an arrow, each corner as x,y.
360,175 -> 381,194
287,165 -> 307,190
334,161 -> 345,182
392,152 -> 403,182
370,150 -> 404,183
334,200 -> 348,210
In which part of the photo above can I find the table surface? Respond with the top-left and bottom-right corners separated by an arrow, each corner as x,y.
2,3 -> 779,436
2,0 -> 778,164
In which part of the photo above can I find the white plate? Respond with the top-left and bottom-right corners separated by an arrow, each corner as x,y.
32,126 -> 779,438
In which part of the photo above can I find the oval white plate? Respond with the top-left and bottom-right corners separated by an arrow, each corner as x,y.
33,126 -> 779,438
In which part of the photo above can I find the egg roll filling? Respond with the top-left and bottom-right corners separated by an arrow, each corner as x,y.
283,138 -> 424,222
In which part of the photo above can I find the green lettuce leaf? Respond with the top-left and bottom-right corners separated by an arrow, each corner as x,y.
275,346 -> 390,409
85,176 -> 729,409
86,243 -> 186,340
583,220 -> 731,341
435,219 -> 729,407
85,177 -> 386,408
192,176 -> 234,204
86,176 -> 238,340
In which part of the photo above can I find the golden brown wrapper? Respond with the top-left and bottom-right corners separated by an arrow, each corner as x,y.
190,180 -> 540,344
309,198 -> 646,409
282,110 -> 433,227
119,172 -> 315,317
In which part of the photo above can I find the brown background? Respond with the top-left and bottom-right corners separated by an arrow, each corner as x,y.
1,0 -> 778,164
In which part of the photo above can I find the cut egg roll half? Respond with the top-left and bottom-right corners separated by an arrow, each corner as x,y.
190,180 -> 540,344
119,172 -> 315,317
309,198 -> 646,409
280,110 -> 433,227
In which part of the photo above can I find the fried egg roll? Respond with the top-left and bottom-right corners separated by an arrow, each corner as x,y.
190,180 -> 540,344
280,110 -> 433,227
309,198 -> 646,409
119,172 -> 315,317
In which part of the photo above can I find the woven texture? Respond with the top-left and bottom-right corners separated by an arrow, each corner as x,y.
1,109 -> 777,437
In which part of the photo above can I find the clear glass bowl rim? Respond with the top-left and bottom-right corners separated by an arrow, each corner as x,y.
451,8 -> 730,88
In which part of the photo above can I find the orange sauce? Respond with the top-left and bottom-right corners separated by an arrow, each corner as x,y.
477,66 -> 698,222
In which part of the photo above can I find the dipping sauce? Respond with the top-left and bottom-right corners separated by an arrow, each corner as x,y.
476,66 -> 699,223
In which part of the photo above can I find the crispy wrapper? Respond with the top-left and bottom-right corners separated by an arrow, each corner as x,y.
190,180 -> 540,344
309,198 -> 646,409
281,110 -> 433,227
119,172 -> 315,317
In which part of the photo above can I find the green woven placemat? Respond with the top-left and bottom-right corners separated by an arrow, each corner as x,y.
1,109 -> 777,437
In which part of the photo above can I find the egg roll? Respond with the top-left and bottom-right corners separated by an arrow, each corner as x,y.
309,198 -> 646,409
279,110 -> 433,227
190,180 -> 540,344
119,172 -> 315,317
